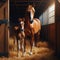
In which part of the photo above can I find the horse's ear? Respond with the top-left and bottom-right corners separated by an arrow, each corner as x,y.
23,18 -> 25,22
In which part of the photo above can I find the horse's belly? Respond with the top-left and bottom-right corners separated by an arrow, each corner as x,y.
30,19 -> 41,34
34,23 -> 40,33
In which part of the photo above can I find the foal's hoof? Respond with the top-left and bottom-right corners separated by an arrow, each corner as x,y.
22,52 -> 26,57
17,54 -> 21,57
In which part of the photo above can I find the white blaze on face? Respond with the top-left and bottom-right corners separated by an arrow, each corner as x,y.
20,21 -> 24,30
28,5 -> 35,21
30,7 -> 35,20
30,11 -> 33,20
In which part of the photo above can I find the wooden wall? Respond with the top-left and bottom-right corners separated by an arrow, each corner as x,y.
40,0 -> 60,56
48,23 -> 56,49
40,0 -> 56,49
55,0 -> 60,56
41,23 -> 56,50
40,25 -> 48,41
0,1 -> 8,56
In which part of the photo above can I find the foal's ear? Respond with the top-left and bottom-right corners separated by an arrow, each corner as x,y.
18,18 -> 23,22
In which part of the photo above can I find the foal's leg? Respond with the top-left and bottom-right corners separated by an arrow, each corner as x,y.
14,37 -> 17,51
17,40 -> 21,57
19,32 -> 25,56
14,35 -> 19,56
17,40 -> 19,57
21,38 -> 25,56
18,40 -> 21,50
17,39 -> 20,57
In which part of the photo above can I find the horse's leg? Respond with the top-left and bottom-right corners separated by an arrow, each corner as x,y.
30,29 -> 35,54
37,31 -> 40,43
35,31 -> 40,46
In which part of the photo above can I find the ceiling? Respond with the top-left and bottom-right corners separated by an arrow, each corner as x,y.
10,0 -> 54,25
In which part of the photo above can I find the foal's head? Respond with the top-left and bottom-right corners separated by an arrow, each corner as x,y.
18,18 -> 25,31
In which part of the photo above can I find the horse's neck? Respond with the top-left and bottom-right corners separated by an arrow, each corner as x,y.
25,20 -> 30,27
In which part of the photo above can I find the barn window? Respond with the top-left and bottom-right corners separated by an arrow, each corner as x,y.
42,9 -> 48,25
39,3 -> 55,25
39,14 -> 43,24
39,9 -> 48,25
48,3 -> 55,24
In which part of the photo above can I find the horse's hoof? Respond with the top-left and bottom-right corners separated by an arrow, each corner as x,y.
29,51 -> 33,55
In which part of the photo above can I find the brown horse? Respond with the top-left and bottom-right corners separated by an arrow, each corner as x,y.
14,18 -> 25,56
24,5 -> 41,54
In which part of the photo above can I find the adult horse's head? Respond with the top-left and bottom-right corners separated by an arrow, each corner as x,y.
27,5 -> 35,23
